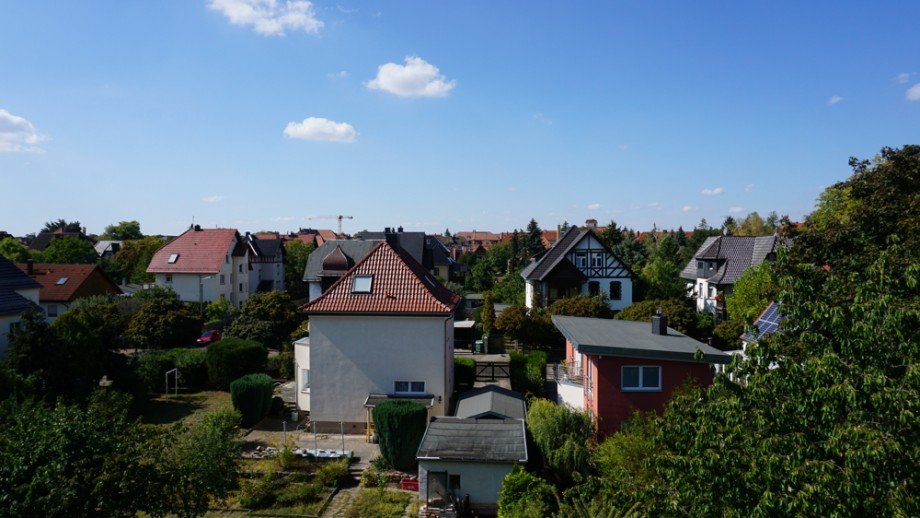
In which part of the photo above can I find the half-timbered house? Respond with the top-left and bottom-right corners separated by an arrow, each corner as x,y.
520,227 -> 634,311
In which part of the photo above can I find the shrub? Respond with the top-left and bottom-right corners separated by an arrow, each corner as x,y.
711,319 -> 745,351
548,295 -> 613,319
136,348 -> 208,393
275,482 -> 323,505
527,398 -> 593,485
126,297 -> 203,349
498,466 -> 557,518
360,467 -> 381,487
372,401 -> 427,471
230,373 -> 274,427
317,458 -> 351,488
206,337 -> 267,389
238,472 -> 280,509
454,357 -> 475,390
615,298 -> 698,337
509,351 -> 546,396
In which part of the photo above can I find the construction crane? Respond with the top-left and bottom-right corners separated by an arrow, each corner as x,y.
307,215 -> 354,235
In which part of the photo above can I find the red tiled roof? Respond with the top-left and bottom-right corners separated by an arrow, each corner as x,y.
147,228 -> 240,274
255,232 -> 280,240
18,263 -> 121,302
300,241 -> 459,315
456,231 -> 502,242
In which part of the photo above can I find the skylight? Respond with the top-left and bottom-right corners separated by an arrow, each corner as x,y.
352,275 -> 373,293
168,253 -> 179,264
56,277 -> 68,285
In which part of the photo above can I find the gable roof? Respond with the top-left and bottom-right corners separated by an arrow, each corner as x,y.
303,240 -> 381,282
522,226 -> 632,281
146,228 -> 240,274
455,386 -> 527,420
553,315 -> 730,364
353,231 -> 426,264
455,231 -> 502,243
0,257 -> 42,292
679,235 -> 789,284
416,417 -> 527,463
300,241 -> 460,315
18,263 -> 122,302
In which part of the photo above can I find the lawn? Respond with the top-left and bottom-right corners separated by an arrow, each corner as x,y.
139,390 -> 232,425
346,489 -> 411,518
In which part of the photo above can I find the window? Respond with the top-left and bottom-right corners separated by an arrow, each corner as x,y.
165,274 -> 172,283
575,252 -> 587,268
588,281 -> 600,296
352,275 -> 373,293
394,381 -> 425,394
55,277 -> 68,285
225,254 -> 229,264
220,274 -> 226,285
609,281 -> 622,300
591,252 -> 603,267
167,253 -> 179,264
47,304 -> 59,317
709,286 -> 717,298
239,283 -> 243,292
449,474 -> 461,490
621,366 -> 661,391
697,261 -> 702,269
301,369 -> 310,392
238,264 -> 243,273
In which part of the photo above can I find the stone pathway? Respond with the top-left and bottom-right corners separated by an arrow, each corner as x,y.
320,485 -> 361,517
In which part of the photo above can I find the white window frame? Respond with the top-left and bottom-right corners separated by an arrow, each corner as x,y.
394,380 -> 426,395
220,274 -> 226,285
591,252 -> 603,267
574,252 -> 587,268
352,275 -> 373,293
621,365 -> 662,392
300,368 -> 310,392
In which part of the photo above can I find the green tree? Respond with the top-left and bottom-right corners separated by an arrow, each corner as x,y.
725,262 -> 778,323
610,231 -> 647,271
481,291 -> 496,336
126,297 -> 203,349
42,219 -> 82,233
525,219 -> 544,257
638,257 -> 685,300
205,296 -> 235,322
492,268 -> 525,306
114,236 -> 165,284
0,237 -> 29,262
615,298 -> 698,337
372,400 -> 428,471
599,220 -> 623,249
226,291 -> 300,348
101,220 -> 143,240
498,466 -> 558,518
283,240 -> 314,300
527,398 -> 593,486
40,236 -> 98,264
549,295 -> 612,318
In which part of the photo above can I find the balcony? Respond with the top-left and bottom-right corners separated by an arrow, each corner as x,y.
553,362 -> 584,385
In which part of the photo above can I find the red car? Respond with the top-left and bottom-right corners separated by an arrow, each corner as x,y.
197,330 -> 222,345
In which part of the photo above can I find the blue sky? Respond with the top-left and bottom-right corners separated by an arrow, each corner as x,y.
1,1 -> 918,237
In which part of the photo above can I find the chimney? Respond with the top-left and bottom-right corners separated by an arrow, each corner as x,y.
397,226 -> 404,233
26,259 -> 34,276
193,224 -> 202,231
651,308 -> 668,335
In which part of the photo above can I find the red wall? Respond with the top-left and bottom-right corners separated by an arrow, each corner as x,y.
587,355 -> 714,437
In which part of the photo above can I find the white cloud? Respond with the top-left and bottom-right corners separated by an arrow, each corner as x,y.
327,70 -> 348,79
531,112 -> 551,124
207,0 -> 323,36
744,184 -> 754,193
336,5 -> 357,14
701,187 -> 724,196
366,56 -> 456,98
587,203 -> 601,210
0,109 -> 46,153
895,72 -> 911,84
273,216 -> 297,222
728,206 -> 744,213
202,195 -> 224,203
827,95 -> 844,105
907,83 -> 920,102
682,205 -> 695,212
283,117 -> 357,142
647,202 -> 660,208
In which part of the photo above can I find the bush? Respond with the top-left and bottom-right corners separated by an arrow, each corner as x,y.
711,319 -> 746,350
126,297 -> 203,349
498,466 -> 557,517
206,337 -> 267,389
360,466 -> 381,487
372,401 -> 427,471
509,351 -> 546,396
275,482 -> 323,505
317,458 -> 351,488
454,357 -> 475,390
527,398 -> 593,485
136,348 -> 208,393
238,472 -> 280,509
495,306 -> 560,347
230,373 -> 274,427
615,298 -> 698,337
548,295 -> 613,319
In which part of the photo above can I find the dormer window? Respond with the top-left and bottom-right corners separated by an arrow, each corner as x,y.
168,253 -> 179,264
352,275 -> 373,293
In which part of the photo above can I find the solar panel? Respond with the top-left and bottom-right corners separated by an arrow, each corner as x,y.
749,301 -> 783,341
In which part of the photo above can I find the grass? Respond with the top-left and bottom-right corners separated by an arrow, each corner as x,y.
346,489 -> 411,518
139,390 -> 232,426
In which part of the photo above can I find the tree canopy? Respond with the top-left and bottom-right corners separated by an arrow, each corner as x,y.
40,236 -> 98,264
101,220 -> 143,240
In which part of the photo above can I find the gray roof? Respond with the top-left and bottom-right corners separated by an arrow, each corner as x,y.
303,240 -> 381,282
0,257 -> 41,292
455,386 -> 526,420
0,288 -> 35,316
552,315 -> 731,364
521,227 -> 585,281
94,240 -> 122,256
416,417 -> 527,463
679,235 -> 789,285
249,236 -> 283,258
354,231 -> 425,264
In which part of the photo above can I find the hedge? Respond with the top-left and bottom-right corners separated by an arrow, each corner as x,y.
372,400 -> 427,471
136,348 -> 208,393
509,351 -> 546,396
454,357 -> 475,391
206,337 -> 268,390
230,373 -> 274,427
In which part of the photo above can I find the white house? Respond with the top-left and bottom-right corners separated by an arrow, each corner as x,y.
146,225 -> 251,309
679,235 -> 789,318
298,239 -> 460,434
521,226 -> 634,311
246,233 -> 285,292
0,256 -> 41,356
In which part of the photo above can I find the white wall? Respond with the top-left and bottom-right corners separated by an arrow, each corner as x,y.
308,281 -> 323,302
418,460 -> 516,507
556,379 -> 584,409
309,315 -> 452,425
524,281 -> 534,309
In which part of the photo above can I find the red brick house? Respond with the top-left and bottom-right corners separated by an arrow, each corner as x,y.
552,314 -> 729,436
